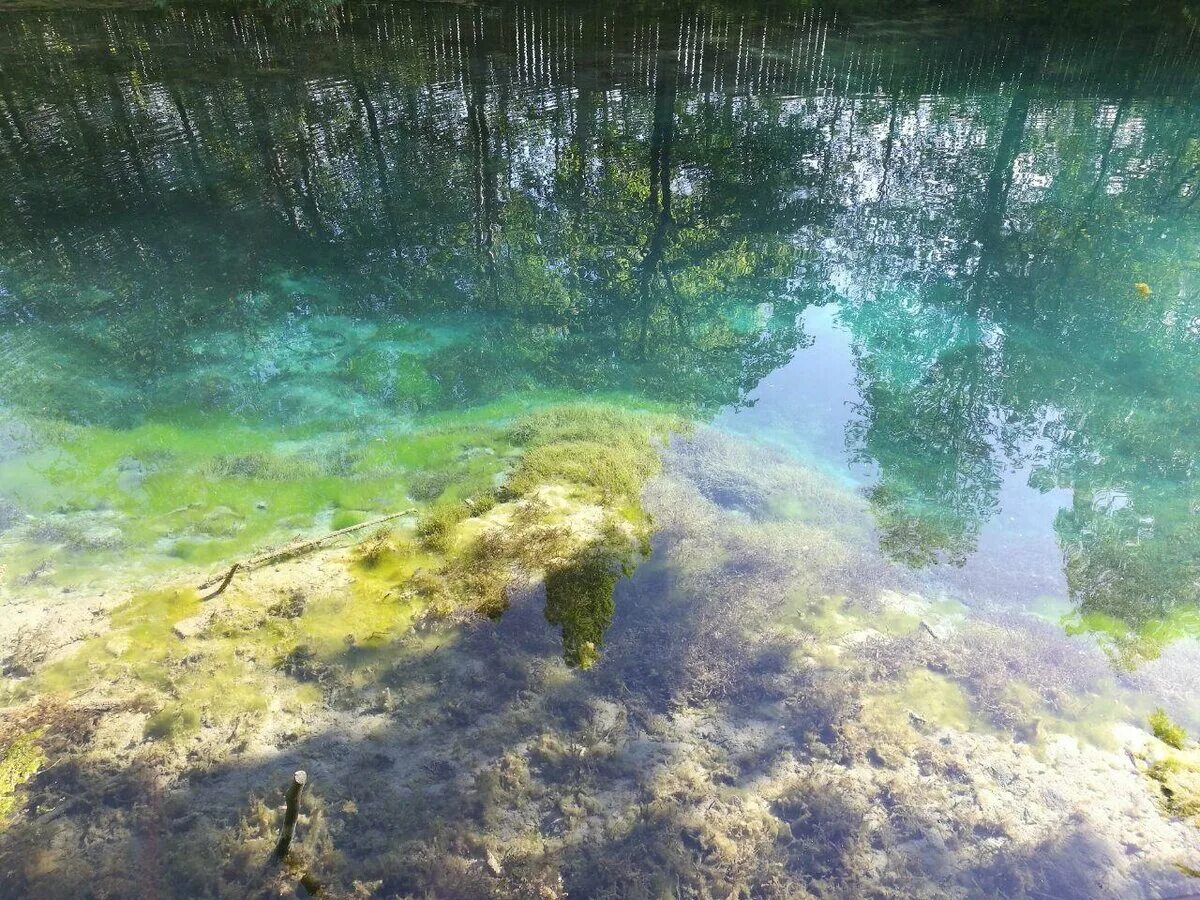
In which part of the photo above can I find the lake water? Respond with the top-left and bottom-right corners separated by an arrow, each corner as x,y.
1,2 -> 1200,897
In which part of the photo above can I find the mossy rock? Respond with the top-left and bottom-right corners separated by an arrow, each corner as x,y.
504,404 -> 679,503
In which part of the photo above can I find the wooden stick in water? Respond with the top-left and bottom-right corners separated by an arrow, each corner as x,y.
199,563 -> 239,601
274,770 -> 308,860
197,507 -> 416,594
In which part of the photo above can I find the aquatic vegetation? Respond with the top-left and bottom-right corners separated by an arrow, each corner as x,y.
144,705 -> 201,741
3,422 -> 1200,898
3,403 -> 677,745
390,404 -> 679,648
0,730 -> 44,827
543,543 -> 624,669
415,502 -> 471,554
503,404 -> 682,506
1152,708 -> 1189,749
350,528 -> 398,569
1147,754 -> 1200,823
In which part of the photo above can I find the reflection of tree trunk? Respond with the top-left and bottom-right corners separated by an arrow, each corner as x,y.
1086,97 -> 1127,210
877,93 -> 900,203
638,16 -> 679,358
0,82 -> 50,189
0,84 -> 32,149
245,83 -> 301,234
1059,94 -> 1131,279
0,85 -> 53,188
296,113 -> 325,236
971,75 -> 1032,309
0,86 -> 43,250
979,90 -> 1028,246
352,78 -> 399,238
107,72 -> 150,195
166,85 -> 214,201
463,8 -> 500,304
574,85 -> 594,197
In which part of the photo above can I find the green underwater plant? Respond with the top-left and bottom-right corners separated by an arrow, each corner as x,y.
504,404 -> 683,505
544,542 -> 627,669
1147,754 -> 1200,822
392,404 -> 676,648
1150,708 -> 1188,750
9,402 -> 680,740
0,730 -> 45,828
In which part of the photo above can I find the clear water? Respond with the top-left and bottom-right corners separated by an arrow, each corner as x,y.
1,2 -> 1200,897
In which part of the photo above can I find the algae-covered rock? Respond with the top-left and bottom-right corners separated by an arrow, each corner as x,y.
391,404 -> 677,661
503,404 -> 680,505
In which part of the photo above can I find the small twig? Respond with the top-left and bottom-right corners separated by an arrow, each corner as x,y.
200,563 -> 239,601
197,508 -> 416,594
273,770 -> 308,860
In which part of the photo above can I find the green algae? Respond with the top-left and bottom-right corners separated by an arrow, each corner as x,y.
8,402 -> 681,734
794,594 -> 859,642
1147,754 -> 1200,823
503,404 -> 683,504
35,588 -> 201,696
398,404 -> 676,632
341,347 -> 442,406
0,730 -> 44,827
1151,708 -> 1188,750
865,669 -> 982,734
144,705 -> 201,740
26,587 -> 266,740
416,502 -> 472,554
543,541 -> 627,669
1,393 -> 675,596
0,405 -> 516,588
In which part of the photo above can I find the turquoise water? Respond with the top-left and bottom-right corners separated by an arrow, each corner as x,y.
1,2 -> 1200,896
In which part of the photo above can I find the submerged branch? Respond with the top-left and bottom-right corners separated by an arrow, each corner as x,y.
199,563 -> 240,601
196,508 -> 417,595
